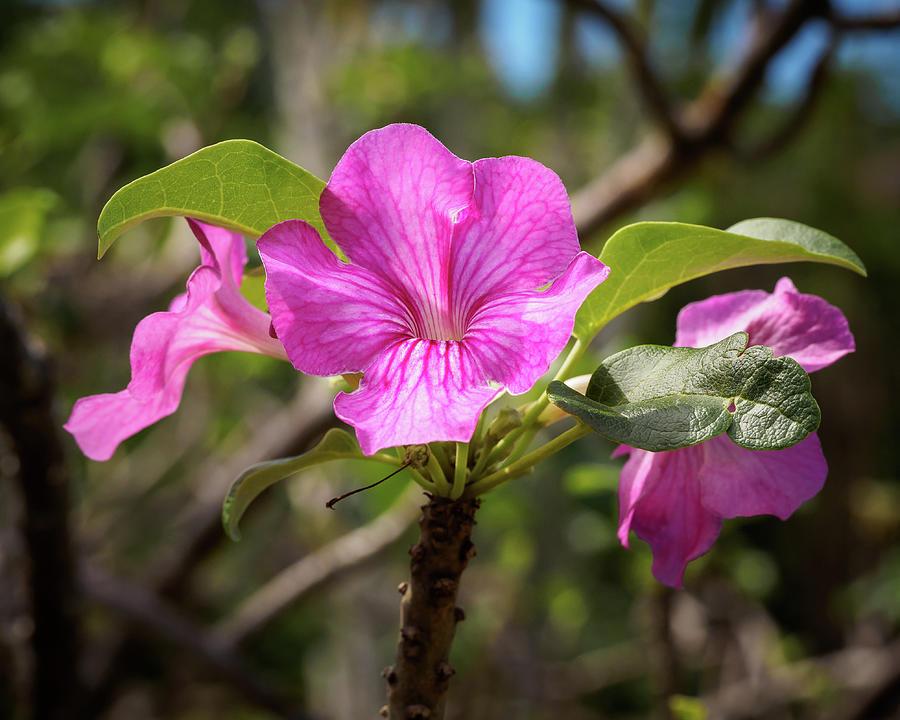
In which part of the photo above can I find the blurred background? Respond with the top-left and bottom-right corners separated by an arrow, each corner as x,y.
1,0 -> 899,718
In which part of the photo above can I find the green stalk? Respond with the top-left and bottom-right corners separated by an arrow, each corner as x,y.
450,442 -> 469,500
465,423 -> 590,497
427,447 -> 451,496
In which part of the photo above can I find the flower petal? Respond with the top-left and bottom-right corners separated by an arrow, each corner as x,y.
64,220 -> 284,461
333,338 -> 499,455
258,219 -> 410,375
676,276 -> 855,372
617,445 -> 723,587
465,252 -> 610,393
320,124 -> 473,337
698,433 -> 827,521
450,156 -> 581,312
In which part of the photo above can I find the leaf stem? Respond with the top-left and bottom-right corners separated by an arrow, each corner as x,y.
465,422 -> 591,497
478,339 -> 588,473
450,443 -> 468,500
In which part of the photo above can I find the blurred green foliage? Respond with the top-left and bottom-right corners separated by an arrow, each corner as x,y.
1,1 -> 898,719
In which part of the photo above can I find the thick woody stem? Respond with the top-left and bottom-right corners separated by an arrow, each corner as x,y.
382,496 -> 479,720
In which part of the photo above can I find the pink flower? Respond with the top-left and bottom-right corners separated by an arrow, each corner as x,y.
616,277 -> 855,587
259,124 -> 610,455
65,219 -> 286,461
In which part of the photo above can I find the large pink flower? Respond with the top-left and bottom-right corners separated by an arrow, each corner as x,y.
65,219 -> 286,461
259,124 -> 609,455
616,277 -> 855,587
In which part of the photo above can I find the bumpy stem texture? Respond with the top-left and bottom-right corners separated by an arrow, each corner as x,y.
383,496 -> 479,719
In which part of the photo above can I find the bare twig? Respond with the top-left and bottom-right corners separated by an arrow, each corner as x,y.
80,563 -> 310,719
0,299 -> 81,720
215,483 -> 423,648
828,9 -> 900,31
570,0 -> 843,238
566,0 -> 682,140
738,34 -> 837,160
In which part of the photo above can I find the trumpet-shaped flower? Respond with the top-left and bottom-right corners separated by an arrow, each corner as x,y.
65,220 -> 286,461
615,277 -> 855,587
259,123 -> 609,454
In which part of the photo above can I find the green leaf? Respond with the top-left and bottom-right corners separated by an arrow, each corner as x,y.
547,332 -> 820,452
222,428 -> 368,541
574,218 -> 866,341
0,188 -> 57,276
97,139 -> 329,258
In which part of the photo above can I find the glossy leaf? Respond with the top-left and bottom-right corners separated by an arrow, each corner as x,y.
548,333 -> 820,452
97,139 -> 329,258
222,428 -> 372,541
574,218 -> 866,341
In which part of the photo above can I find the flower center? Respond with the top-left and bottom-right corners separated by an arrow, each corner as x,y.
402,293 -> 466,342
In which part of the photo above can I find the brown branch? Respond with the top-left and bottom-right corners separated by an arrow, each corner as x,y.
80,563 -> 311,719
571,0 -> 834,238
565,0 -> 682,141
215,483 -> 423,648
739,33 -> 837,160
828,9 -> 900,31
383,497 -> 480,720
0,298 -> 82,720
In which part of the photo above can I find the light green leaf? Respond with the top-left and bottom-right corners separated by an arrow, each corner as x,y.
548,333 -> 820,452
574,218 -> 865,341
222,428 -> 372,541
97,139 -> 329,258
0,188 -> 57,276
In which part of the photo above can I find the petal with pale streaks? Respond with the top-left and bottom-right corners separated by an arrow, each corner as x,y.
320,124 -> 473,340
333,339 -> 500,455
466,252 -> 610,393
450,156 -> 581,312
258,219 -> 410,375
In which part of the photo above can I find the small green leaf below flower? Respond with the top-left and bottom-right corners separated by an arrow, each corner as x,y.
547,332 -> 820,452
223,428 -> 374,541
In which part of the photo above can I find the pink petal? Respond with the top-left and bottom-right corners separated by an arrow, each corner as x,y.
676,276 -> 855,372
450,156 -> 582,312
617,445 -> 723,587
698,433 -> 827,521
64,220 -> 285,461
258,220 -> 410,375
465,252 -> 610,393
332,339 -> 500,455
320,124 -> 473,341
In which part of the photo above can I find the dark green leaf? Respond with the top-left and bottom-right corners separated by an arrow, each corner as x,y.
548,333 -> 820,452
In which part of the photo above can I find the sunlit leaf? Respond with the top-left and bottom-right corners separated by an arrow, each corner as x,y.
97,139 -> 330,258
548,332 -> 820,452
574,218 -> 865,341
